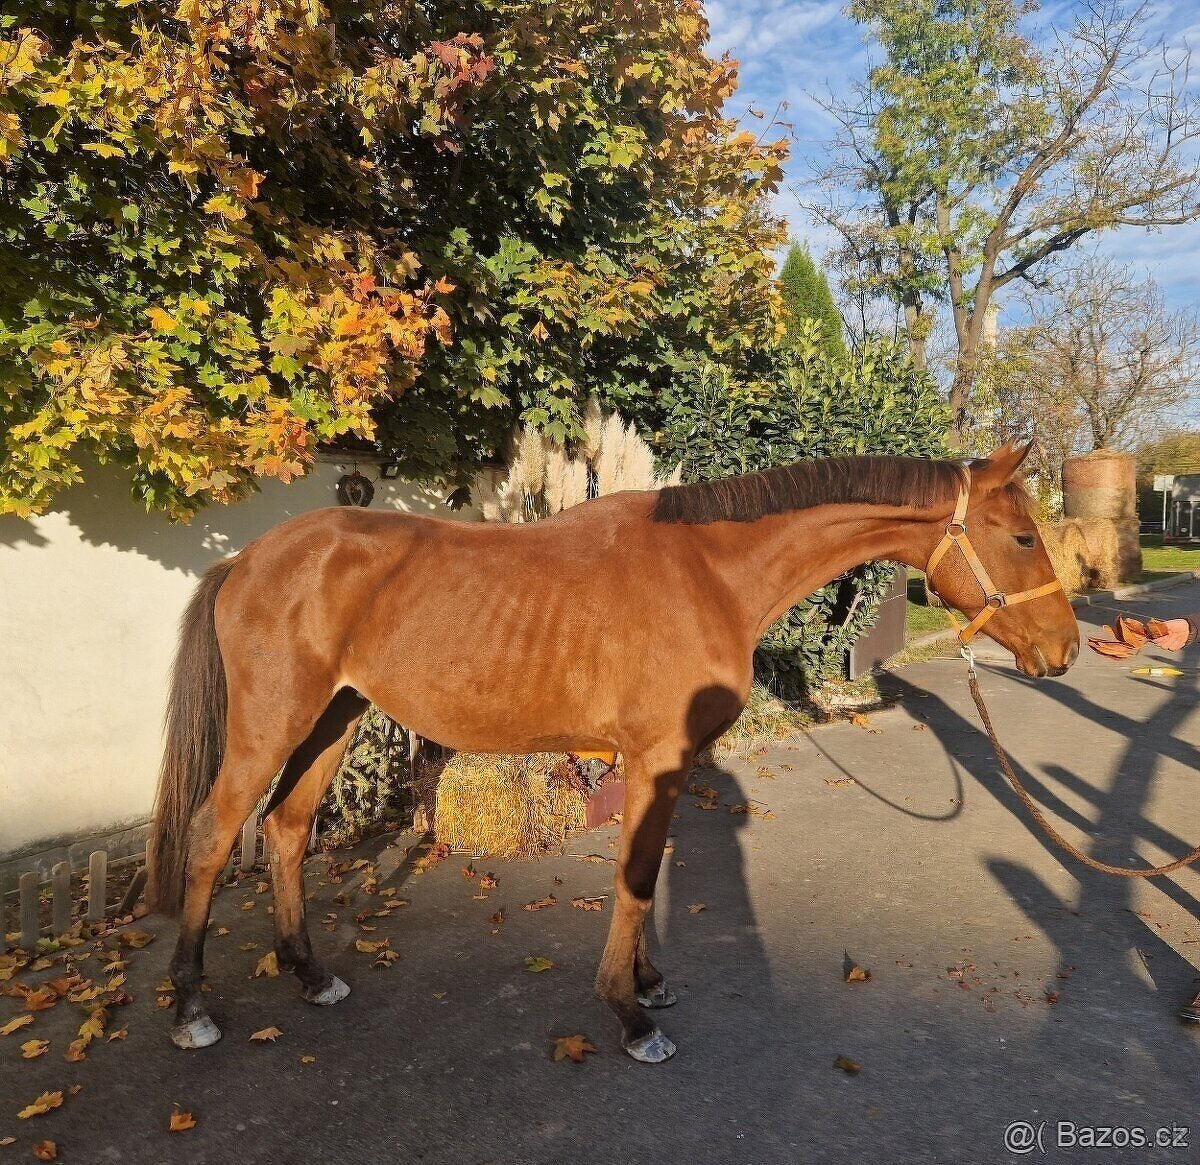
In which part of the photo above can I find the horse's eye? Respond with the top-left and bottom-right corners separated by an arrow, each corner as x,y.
1014,533 -> 1036,549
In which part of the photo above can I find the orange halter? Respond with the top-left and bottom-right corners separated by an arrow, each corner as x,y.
925,467 -> 1063,647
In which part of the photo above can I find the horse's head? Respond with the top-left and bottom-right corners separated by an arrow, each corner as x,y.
927,443 -> 1079,679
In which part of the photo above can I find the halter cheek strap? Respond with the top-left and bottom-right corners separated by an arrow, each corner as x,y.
925,467 -> 1064,646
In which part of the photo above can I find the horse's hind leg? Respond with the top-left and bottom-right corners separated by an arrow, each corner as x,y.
595,746 -> 689,1062
169,742 -> 294,1048
263,689 -> 367,1004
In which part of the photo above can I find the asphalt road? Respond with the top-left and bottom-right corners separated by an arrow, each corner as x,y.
2,582 -> 1199,1164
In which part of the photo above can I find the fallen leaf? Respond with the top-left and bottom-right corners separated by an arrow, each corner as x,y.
107,1029 -> 128,1042
301,1055 -> 317,1064
479,874 -> 499,889
571,897 -> 605,911
215,927 -> 230,937
169,1109 -> 197,1132
355,938 -> 389,954
687,904 -> 707,914
32,1142 -> 56,1161
18,1091 -> 64,1119
117,930 -> 154,949
0,1136 -> 14,1146
851,713 -> 871,729
524,957 -> 555,973
0,1014 -> 34,1036
833,1055 -> 861,1076
239,943 -> 258,952
254,952 -> 279,978
20,1039 -> 49,1059
241,902 -> 256,911
249,1026 -> 283,1042
23,989 -> 58,1013
696,799 -> 719,811
552,1034 -> 597,1063
825,778 -> 856,788
432,992 -> 446,1001
490,909 -> 505,925
523,896 -> 557,912
845,965 -> 872,983
688,783 -> 718,798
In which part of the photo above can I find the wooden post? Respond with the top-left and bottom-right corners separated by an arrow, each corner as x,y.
0,869 -> 10,943
87,851 -> 107,923
51,862 -> 71,937
19,871 -> 39,951
240,812 -> 258,874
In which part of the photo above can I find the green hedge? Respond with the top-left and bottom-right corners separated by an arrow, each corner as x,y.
658,319 -> 948,696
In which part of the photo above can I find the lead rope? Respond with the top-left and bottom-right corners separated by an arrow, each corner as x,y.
961,646 -> 1200,878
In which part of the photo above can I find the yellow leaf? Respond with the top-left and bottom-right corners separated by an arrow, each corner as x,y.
249,1026 -> 283,1042
254,951 -> 279,978
0,1014 -> 34,1036
117,929 -> 154,949
147,307 -> 178,333
18,1091 -> 63,1119
82,142 -> 124,158
168,1109 -> 197,1132
20,1039 -> 49,1059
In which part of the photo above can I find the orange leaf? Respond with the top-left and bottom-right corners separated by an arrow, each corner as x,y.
552,1034 -> 598,1063
0,1014 -> 34,1035
33,1142 -> 57,1161
833,1055 -> 861,1075
523,895 -> 557,912
1115,615 -> 1148,649
249,1026 -> 283,1042
169,1109 -> 197,1132
845,965 -> 872,983
117,930 -> 154,949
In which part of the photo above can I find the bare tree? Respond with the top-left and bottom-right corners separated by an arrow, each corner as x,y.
804,0 -> 1200,443
984,256 -> 1199,492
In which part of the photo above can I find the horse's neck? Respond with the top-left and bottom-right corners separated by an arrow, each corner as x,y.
695,502 -> 943,639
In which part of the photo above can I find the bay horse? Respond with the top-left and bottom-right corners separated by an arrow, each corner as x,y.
148,443 -> 1078,1061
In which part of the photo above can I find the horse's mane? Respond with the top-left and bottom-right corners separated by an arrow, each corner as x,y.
650,456 -> 977,525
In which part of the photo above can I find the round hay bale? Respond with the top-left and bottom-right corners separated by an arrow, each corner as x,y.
1112,517 -> 1142,583
426,753 -> 588,858
1062,453 -> 1137,521
1075,518 -> 1120,590
1037,520 -> 1088,594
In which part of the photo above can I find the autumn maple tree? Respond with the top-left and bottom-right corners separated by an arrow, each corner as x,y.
0,0 -> 786,518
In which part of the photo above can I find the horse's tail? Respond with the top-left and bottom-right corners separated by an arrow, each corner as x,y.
147,558 -> 237,916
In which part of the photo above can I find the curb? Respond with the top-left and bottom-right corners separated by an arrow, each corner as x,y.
907,570 -> 1200,650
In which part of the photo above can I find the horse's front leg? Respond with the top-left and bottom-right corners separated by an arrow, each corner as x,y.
594,745 -> 689,1062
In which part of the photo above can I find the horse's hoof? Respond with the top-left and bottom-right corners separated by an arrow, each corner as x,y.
623,1027 -> 677,1063
171,1015 -> 222,1050
636,981 -> 678,1009
304,976 -> 351,1006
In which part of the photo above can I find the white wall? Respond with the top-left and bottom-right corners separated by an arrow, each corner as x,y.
0,458 -> 478,862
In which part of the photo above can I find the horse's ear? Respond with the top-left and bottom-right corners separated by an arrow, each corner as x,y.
976,442 -> 1034,488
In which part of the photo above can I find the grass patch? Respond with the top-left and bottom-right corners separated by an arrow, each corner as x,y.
712,682 -> 813,755
1140,536 -> 1200,575
905,572 -> 953,641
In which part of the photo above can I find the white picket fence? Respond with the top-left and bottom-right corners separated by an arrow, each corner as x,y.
1,809 -> 270,952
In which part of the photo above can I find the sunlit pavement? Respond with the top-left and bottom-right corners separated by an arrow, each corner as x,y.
2,583 -> 1198,1164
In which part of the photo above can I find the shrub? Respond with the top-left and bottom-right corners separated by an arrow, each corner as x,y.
658,320 -> 949,696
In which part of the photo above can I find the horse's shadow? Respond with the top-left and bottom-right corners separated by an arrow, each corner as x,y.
882,622 -> 1200,1082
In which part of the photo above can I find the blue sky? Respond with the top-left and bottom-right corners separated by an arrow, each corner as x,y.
705,0 -> 1200,315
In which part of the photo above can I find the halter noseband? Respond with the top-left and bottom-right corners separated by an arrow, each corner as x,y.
925,467 -> 1063,647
